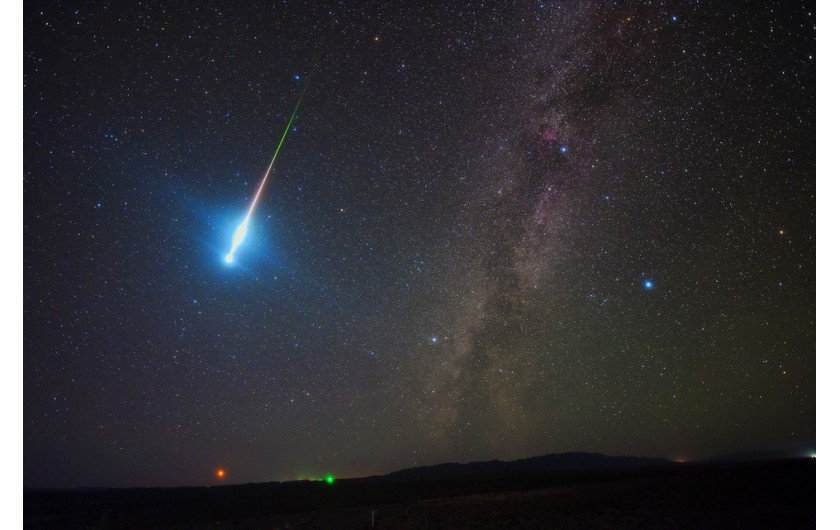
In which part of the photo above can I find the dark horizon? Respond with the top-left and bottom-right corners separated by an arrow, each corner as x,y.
25,0 -> 815,490
24,450 -> 817,491
24,459 -> 816,529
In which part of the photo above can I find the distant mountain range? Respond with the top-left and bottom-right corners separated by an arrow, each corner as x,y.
375,452 -> 680,482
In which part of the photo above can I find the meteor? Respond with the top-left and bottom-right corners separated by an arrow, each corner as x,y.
225,81 -> 309,264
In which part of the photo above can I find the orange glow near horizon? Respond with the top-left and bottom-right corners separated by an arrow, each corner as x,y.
216,468 -> 226,479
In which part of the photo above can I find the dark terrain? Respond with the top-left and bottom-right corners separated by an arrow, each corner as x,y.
24,454 -> 815,529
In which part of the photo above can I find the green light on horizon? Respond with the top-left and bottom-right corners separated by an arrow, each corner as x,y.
325,475 -> 335,484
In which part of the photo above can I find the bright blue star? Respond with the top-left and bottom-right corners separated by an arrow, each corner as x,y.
430,335 -> 439,344
559,145 -> 569,153
671,15 -> 678,22
644,280 -> 654,290
294,74 -> 301,81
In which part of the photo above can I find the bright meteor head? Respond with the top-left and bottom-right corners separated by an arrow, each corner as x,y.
225,219 -> 250,265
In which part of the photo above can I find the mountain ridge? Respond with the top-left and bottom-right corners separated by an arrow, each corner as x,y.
372,451 -> 679,482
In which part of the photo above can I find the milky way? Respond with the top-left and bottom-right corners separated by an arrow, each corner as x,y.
25,1 -> 814,487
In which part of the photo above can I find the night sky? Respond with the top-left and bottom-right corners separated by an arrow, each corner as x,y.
24,1 -> 815,488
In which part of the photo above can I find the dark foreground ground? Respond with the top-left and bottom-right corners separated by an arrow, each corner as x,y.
25,459 -> 815,529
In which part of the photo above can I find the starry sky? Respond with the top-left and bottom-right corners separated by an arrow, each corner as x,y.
24,0 -> 815,488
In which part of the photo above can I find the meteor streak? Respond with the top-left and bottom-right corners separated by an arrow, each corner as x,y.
225,81 -> 309,264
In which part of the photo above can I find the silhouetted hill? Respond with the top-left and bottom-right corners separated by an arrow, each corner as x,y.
379,452 -> 678,482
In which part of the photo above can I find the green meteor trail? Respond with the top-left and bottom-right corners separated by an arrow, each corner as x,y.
225,81 -> 309,264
